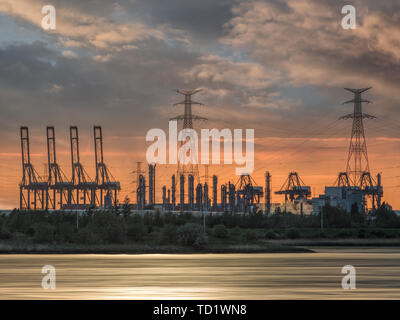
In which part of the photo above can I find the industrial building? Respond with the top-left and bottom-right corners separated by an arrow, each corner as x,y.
312,187 -> 363,215
135,170 -> 264,213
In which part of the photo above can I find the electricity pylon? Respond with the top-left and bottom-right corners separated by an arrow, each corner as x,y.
170,89 -> 207,185
340,87 -> 375,186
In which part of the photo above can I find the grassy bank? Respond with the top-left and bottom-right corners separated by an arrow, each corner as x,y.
1,209 -> 400,254
0,242 -> 312,254
264,238 -> 400,247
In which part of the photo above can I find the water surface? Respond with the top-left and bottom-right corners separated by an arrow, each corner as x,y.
0,248 -> 399,299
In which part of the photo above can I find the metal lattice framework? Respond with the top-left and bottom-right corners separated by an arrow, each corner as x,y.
335,171 -> 351,188
19,126 -> 121,210
235,173 -> 263,212
275,172 -> 311,202
94,126 -> 120,208
171,89 -> 207,186
46,126 -> 74,209
360,172 -> 383,211
70,126 -> 97,207
19,127 -> 49,210
340,88 -> 375,186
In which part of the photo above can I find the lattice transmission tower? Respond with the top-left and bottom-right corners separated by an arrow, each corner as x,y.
340,87 -> 375,186
170,89 -> 207,184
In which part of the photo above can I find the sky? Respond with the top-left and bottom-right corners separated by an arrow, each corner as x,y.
1,0 -> 400,209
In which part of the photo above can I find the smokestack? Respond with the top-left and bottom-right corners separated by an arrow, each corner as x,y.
180,174 -> 185,213
162,185 -> 166,211
204,182 -> 209,211
212,175 -> 217,211
189,174 -> 194,210
265,171 -> 271,214
172,174 -> 176,211
377,173 -> 382,208
196,183 -> 203,211
148,163 -> 156,206
221,184 -> 227,212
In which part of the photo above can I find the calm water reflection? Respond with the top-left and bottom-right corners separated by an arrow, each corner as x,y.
0,248 -> 399,299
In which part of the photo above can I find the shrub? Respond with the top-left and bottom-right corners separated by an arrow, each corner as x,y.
376,207 -> 400,228
317,230 -> 326,238
55,222 -> 75,243
33,222 -> 55,244
161,224 -> 178,243
212,224 -> 228,238
231,226 -> 242,236
337,230 -> 352,238
0,227 -> 11,240
177,223 -> 203,246
76,227 -> 100,244
127,221 -> 146,241
194,233 -> 208,248
88,212 -> 127,243
358,228 -> 366,239
286,228 -> 300,239
265,230 -> 279,239
121,196 -> 132,218
383,230 -> 396,239
244,229 -> 257,241
369,229 -> 385,238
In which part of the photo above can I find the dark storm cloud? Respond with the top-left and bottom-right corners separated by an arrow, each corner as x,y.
1,0 -> 400,142
122,0 -> 234,44
0,39 -> 203,140
218,0 -> 400,136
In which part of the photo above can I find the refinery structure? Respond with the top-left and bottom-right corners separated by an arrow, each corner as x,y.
18,88 -> 385,215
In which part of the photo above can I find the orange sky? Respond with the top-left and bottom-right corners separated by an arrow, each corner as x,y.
1,122 -> 400,209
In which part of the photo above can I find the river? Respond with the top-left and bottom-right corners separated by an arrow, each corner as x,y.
0,248 -> 399,299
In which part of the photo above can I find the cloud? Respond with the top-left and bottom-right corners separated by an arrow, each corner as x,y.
181,54 -> 295,116
184,54 -> 281,89
0,0 -> 187,54
61,50 -> 78,59
222,0 -> 400,96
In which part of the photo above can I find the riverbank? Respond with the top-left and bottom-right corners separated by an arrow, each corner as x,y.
2,238 -> 400,254
0,242 -> 312,254
264,238 -> 400,247
2,210 -> 400,254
